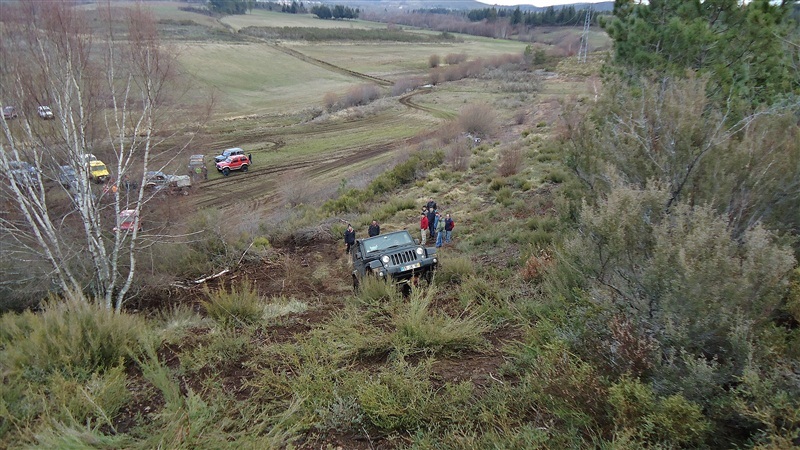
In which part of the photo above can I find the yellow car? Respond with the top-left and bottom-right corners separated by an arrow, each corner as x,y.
88,160 -> 110,183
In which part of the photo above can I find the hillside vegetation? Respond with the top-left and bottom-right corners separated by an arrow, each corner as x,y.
1,1 -> 799,449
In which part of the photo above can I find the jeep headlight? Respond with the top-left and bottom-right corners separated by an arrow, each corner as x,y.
381,255 -> 390,264
416,247 -> 424,255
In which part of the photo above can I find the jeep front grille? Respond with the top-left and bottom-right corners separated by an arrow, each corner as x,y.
390,250 -> 417,266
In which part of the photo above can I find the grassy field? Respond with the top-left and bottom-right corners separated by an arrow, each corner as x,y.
221,10 -> 387,31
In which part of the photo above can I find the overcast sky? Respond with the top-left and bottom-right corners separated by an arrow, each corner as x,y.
476,0 -> 607,7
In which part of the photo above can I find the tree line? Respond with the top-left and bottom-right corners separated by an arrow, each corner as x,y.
310,5 -> 359,20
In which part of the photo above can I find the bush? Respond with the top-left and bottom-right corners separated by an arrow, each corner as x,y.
428,54 -> 440,68
498,145 -> 523,177
446,140 -> 471,172
201,280 -> 264,328
457,104 -> 496,138
444,53 -> 468,65
609,377 -> 709,447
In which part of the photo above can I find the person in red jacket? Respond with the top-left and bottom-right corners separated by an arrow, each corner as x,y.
420,212 -> 429,245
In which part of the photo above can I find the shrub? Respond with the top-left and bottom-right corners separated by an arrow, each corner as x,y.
521,250 -> 553,283
391,76 -> 425,96
446,140 -> 471,172
341,83 -> 381,109
444,53 -> 468,65
543,169 -> 567,184
201,280 -> 264,327
609,377 -> 709,447
514,110 -> 527,125
428,54 -> 440,68
494,187 -> 512,205
322,91 -> 337,112
498,145 -> 523,177
457,104 -> 496,137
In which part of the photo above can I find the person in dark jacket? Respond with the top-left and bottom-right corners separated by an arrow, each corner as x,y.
368,220 -> 380,237
344,224 -> 356,254
444,213 -> 455,244
426,198 -> 437,211
426,207 -> 436,238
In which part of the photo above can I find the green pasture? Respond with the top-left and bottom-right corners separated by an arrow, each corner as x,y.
221,10 -> 385,31
285,38 -> 530,80
176,42 -> 358,115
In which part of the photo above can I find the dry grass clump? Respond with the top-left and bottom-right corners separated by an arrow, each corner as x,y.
521,250 -> 553,283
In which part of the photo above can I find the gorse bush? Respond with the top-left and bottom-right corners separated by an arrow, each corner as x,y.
201,279 -> 264,327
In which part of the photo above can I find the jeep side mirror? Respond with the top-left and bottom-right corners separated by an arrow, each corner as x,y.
414,239 -> 420,245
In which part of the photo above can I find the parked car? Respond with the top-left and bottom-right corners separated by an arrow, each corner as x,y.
58,165 -> 79,188
144,171 -> 192,194
88,159 -> 109,183
8,160 -> 39,187
113,209 -> 142,232
215,154 -> 250,176
37,106 -> 54,120
350,230 -> 438,294
213,147 -> 245,163
82,153 -> 97,162
2,106 -> 18,120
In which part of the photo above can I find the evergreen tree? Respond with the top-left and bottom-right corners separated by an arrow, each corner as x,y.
603,0 -> 798,111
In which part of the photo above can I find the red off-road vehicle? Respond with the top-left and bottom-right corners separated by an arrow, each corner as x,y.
215,154 -> 250,176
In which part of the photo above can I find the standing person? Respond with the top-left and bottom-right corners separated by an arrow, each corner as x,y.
444,213 -> 455,244
344,224 -> 356,254
434,212 -> 445,248
426,198 -> 437,212
368,220 -> 380,237
426,207 -> 436,239
248,153 -> 253,164
419,212 -> 429,245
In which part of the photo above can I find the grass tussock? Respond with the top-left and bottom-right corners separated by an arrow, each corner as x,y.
201,279 -> 264,327
0,298 -> 148,381
434,255 -> 475,284
392,288 -> 488,354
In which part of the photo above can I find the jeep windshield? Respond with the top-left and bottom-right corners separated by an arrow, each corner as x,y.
362,232 -> 414,254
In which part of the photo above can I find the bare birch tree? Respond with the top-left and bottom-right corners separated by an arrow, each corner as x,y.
0,1 -> 198,311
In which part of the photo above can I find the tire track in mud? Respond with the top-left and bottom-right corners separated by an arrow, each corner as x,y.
399,89 -> 457,119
